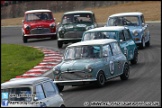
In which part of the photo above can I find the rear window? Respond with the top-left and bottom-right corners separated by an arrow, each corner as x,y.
1,87 -> 32,102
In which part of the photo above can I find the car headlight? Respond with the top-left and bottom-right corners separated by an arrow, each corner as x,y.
50,23 -> 55,28
133,30 -> 139,36
58,27 -> 65,33
24,24 -> 30,30
86,25 -> 94,30
53,68 -> 60,74
86,66 -> 93,72
58,27 -> 62,32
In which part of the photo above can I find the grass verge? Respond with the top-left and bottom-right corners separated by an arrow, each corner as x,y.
1,44 -> 44,83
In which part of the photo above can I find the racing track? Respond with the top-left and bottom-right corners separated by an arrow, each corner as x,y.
1,23 -> 161,107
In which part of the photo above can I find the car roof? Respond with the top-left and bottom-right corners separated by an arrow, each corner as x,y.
67,39 -> 117,47
1,77 -> 52,89
109,12 -> 143,17
85,26 -> 126,32
64,11 -> 93,15
25,9 -> 52,14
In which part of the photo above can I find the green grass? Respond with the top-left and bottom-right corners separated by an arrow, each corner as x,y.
1,44 -> 44,83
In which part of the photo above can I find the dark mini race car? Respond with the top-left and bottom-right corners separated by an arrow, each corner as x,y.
57,11 -> 98,48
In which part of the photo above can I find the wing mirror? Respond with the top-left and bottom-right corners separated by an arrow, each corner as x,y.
142,23 -> 148,28
103,53 -> 108,57
142,23 -> 145,27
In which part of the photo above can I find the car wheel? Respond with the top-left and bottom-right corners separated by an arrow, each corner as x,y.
60,104 -> 65,107
146,40 -> 150,47
58,41 -> 63,48
130,49 -> 138,64
140,37 -> 145,49
96,71 -> 106,87
40,102 -> 47,107
23,34 -> 27,43
57,84 -> 64,92
120,63 -> 130,80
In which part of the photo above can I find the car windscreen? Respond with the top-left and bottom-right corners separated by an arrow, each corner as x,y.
83,31 -> 117,41
108,16 -> 139,26
61,13 -> 93,24
1,87 -> 32,102
25,12 -> 53,21
64,45 -> 101,60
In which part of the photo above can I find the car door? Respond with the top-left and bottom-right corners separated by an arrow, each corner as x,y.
118,31 -> 128,59
102,44 -> 115,78
35,84 -> 48,107
123,29 -> 135,60
35,81 -> 60,107
141,15 -> 150,42
110,42 -> 124,75
93,13 -> 98,27
42,81 -> 60,107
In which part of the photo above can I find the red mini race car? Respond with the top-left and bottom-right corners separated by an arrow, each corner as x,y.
22,9 -> 57,43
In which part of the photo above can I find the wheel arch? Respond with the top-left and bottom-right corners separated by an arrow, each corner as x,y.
95,69 -> 106,80
60,104 -> 65,107
121,61 -> 129,74
132,47 -> 138,59
22,28 -> 25,35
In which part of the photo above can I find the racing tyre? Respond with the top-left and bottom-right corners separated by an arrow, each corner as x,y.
60,104 -> 66,107
58,41 -> 63,48
57,84 -> 64,92
120,63 -> 130,80
140,38 -> 145,49
96,71 -> 106,87
130,49 -> 138,64
146,40 -> 150,47
23,35 -> 27,43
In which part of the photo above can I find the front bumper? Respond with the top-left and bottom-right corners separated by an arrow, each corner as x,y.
57,38 -> 81,42
24,32 -> 56,37
54,79 -> 97,86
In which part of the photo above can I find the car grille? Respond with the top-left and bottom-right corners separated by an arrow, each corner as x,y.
64,31 -> 83,38
59,71 -> 86,81
30,28 -> 50,34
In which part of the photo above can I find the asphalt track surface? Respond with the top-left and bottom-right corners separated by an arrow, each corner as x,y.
1,23 -> 161,107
